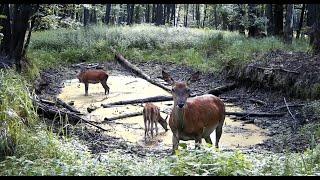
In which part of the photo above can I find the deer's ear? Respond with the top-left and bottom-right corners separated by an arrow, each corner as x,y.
162,70 -> 175,85
187,71 -> 200,85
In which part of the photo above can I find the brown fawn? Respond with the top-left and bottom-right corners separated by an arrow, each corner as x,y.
77,67 -> 110,96
162,70 -> 225,154
143,103 -> 169,141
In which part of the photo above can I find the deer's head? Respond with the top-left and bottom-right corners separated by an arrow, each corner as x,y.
162,70 -> 200,109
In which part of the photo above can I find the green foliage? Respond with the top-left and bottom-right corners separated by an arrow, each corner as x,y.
29,24 -> 309,73
169,148 -> 252,176
0,70 -> 38,159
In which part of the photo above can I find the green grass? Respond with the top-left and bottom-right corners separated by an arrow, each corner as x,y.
28,24 -> 309,73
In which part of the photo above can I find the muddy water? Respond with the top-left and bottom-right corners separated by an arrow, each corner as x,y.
58,74 -> 269,151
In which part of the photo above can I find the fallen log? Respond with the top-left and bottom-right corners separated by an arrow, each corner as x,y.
103,112 -> 143,122
101,95 -> 173,108
204,83 -> 238,96
34,99 -> 109,132
248,65 -> 300,74
249,98 -> 267,106
101,110 -> 285,123
225,111 -> 286,117
56,98 -> 81,114
110,46 -> 171,92
273,104 -> 305,112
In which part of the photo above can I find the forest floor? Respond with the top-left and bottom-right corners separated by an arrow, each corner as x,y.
34,50 -> 320,158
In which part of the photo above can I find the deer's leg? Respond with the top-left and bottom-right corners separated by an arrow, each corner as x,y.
143,114 -> 147,142
147,118 -> 151,137
195,136 -> 202,149
215,123 -> 223,148
101,80 -> 110,95
150,118 -> 154,138
204,137 -> 213,145
84,83 -> 89,96
155,121 -> 158,136
172,134 -> 179,154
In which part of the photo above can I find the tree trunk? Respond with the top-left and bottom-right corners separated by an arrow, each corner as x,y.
0,4 -> 11,55
306,4 -> 317,45
0,4 -> 38,72
176,4 -> 181,26
238,4 -> 246,34
151,4 -> 156,23
310,4 -> 320,54
274,4 -> 284,36
214,5 -> 218,30
266,4 -> 274,36
105,4 -> 111,25
248,4 -> 258,37
170,4 -> 176,26
184,4 -> 188,27
145,4 -> 150,23
202,4 -> 207,28
90,6 -> 97,24
284,4 -> 294,44
195,4 -> 200,28
83,6 -> 89,26
126,4 -> 134,25
296,4 -> 305,39
155,4 -> 163,26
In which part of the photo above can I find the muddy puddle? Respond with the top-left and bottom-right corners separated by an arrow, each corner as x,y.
58,74 -> 269,151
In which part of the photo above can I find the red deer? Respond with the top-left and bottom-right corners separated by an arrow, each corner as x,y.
143,103 -> 169,141
77,68 -> 110,96
162,70 -> 225,154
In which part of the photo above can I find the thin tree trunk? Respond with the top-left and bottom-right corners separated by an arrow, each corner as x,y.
202,4 -> 207,28
274,4 -> 284,36
170,4 -> 176,26
152,4 -> 156,23
195,4 -> 200,28
248,4 -> 258,37
296,4 -> 305,39
284,4 -> 294,44
145,4 -> 150,23
238,4 -> 246,34
184,4 -> 188,27
105,4 -> 111,25
214,5 -> 218,30
176,4 -> 181,26
266,4 -> 274,36
83,6 -> 89,26
155,4 -> 163,26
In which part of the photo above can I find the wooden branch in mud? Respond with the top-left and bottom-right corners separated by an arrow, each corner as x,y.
101,110 -> 285,123
56,98 -> 81,114
248,65 -> 300,74
225,111 -> 286,117
273,104 -> 305,112
100,95 -> 245,108
204,83 -> 238,96
110,46 -> 171,92
34,99 -> 109,132
103,112 -> 143,122
249,98 -> 267,106
101,95 -> 173,108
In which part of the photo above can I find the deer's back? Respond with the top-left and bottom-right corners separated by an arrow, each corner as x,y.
79,70 -> 108,83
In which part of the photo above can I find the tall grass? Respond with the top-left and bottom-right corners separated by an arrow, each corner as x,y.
29,24 -> 309,73
0,69 -> 38,158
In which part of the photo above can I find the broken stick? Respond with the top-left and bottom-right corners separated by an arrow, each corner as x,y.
110,46 -> 171,92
